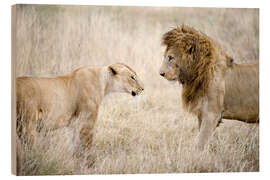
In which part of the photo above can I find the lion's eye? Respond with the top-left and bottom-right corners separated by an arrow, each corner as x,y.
168,55 -> 174,62
131,76 -> 136,81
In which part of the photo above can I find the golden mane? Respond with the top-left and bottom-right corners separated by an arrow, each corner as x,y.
160,25 -> 259,150
162,25 -> 219,110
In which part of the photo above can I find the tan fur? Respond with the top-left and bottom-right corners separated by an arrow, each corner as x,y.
223,61 -> 259,122
16,63 -> 144,158
159,25 -> 259,150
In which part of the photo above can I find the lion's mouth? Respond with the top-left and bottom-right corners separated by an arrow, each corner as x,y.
178,68 -> 188,84
179,78 -> 185,84
166,77 -> 177,82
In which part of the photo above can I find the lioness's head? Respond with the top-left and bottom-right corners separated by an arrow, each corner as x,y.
108,63 -> 144,96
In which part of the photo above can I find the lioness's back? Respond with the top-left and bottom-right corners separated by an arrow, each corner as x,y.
16,77 -> 41,107
17,76 -> 73,103
16,76 -> 78,119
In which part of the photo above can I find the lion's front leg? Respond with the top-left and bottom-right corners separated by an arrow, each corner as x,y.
196,111 -> 222,151
196,81 -> 225,151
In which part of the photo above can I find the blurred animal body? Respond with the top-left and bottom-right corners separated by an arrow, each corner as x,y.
159,25 -> 259,150
16,63 -> 144,155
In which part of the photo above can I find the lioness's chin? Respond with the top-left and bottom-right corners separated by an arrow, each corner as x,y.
131,91 -> 143,97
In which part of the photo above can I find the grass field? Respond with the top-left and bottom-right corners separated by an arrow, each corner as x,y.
14,5 -> 259,175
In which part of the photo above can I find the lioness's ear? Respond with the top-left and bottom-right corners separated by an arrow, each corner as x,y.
108,66 -> 117,75
226,56 -> 234,67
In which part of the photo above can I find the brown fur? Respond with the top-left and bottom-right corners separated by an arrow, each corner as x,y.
159,25 -> 259,150
162,25 -> 226,111
16,63 -> 144,163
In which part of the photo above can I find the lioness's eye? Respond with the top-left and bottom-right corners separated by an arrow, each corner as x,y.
131,76 -> 136,81
168,55 -> 174,62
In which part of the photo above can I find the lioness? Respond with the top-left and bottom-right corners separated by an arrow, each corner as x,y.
16,63 -> 144,154
159,25 -> 259,150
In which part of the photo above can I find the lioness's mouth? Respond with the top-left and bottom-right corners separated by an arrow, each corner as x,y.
131,89 -> 144,96
131,91 -> 137,96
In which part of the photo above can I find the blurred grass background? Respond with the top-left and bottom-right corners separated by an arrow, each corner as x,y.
14,5 -> 259,175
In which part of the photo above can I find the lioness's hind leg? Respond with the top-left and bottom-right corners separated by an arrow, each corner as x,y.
17,110 -> 37,147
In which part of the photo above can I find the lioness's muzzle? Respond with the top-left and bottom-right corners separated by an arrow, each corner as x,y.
131,88 -> 144,96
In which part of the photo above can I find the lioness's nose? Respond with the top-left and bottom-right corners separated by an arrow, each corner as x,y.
160,72 -> 165,77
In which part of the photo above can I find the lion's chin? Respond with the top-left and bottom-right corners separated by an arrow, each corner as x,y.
165,77 -> 177,83
179,78 -> 185,84
169,80 -> 177,85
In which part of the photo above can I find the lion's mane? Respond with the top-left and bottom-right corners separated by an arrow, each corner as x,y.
162,25 -> 221,111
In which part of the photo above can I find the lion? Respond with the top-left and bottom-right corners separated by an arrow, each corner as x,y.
159,25 -> 259,150
16,63 -> 144,157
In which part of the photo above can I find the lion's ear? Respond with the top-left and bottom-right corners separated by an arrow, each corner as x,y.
108,66 -> 117,75
186,45 -> 195,55
183,36 -> 197,55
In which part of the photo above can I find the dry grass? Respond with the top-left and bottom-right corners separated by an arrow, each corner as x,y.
14,5 -> 259,175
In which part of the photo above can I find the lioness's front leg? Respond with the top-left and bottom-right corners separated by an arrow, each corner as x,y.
75,110 -> 98,167
79,122 -> 95,153
78,111 -> 97,151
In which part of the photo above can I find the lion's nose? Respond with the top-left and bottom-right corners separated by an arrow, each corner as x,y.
160,72 -> 165,77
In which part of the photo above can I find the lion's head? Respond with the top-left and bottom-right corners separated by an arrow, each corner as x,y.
159,25 -> 232,110
108,63 -> 144,96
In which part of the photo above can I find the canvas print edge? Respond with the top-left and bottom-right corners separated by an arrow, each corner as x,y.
11,4 -> 17,175
12,4 -> 259,175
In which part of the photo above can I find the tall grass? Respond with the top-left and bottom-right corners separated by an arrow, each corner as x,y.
14,5 -> 259,175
